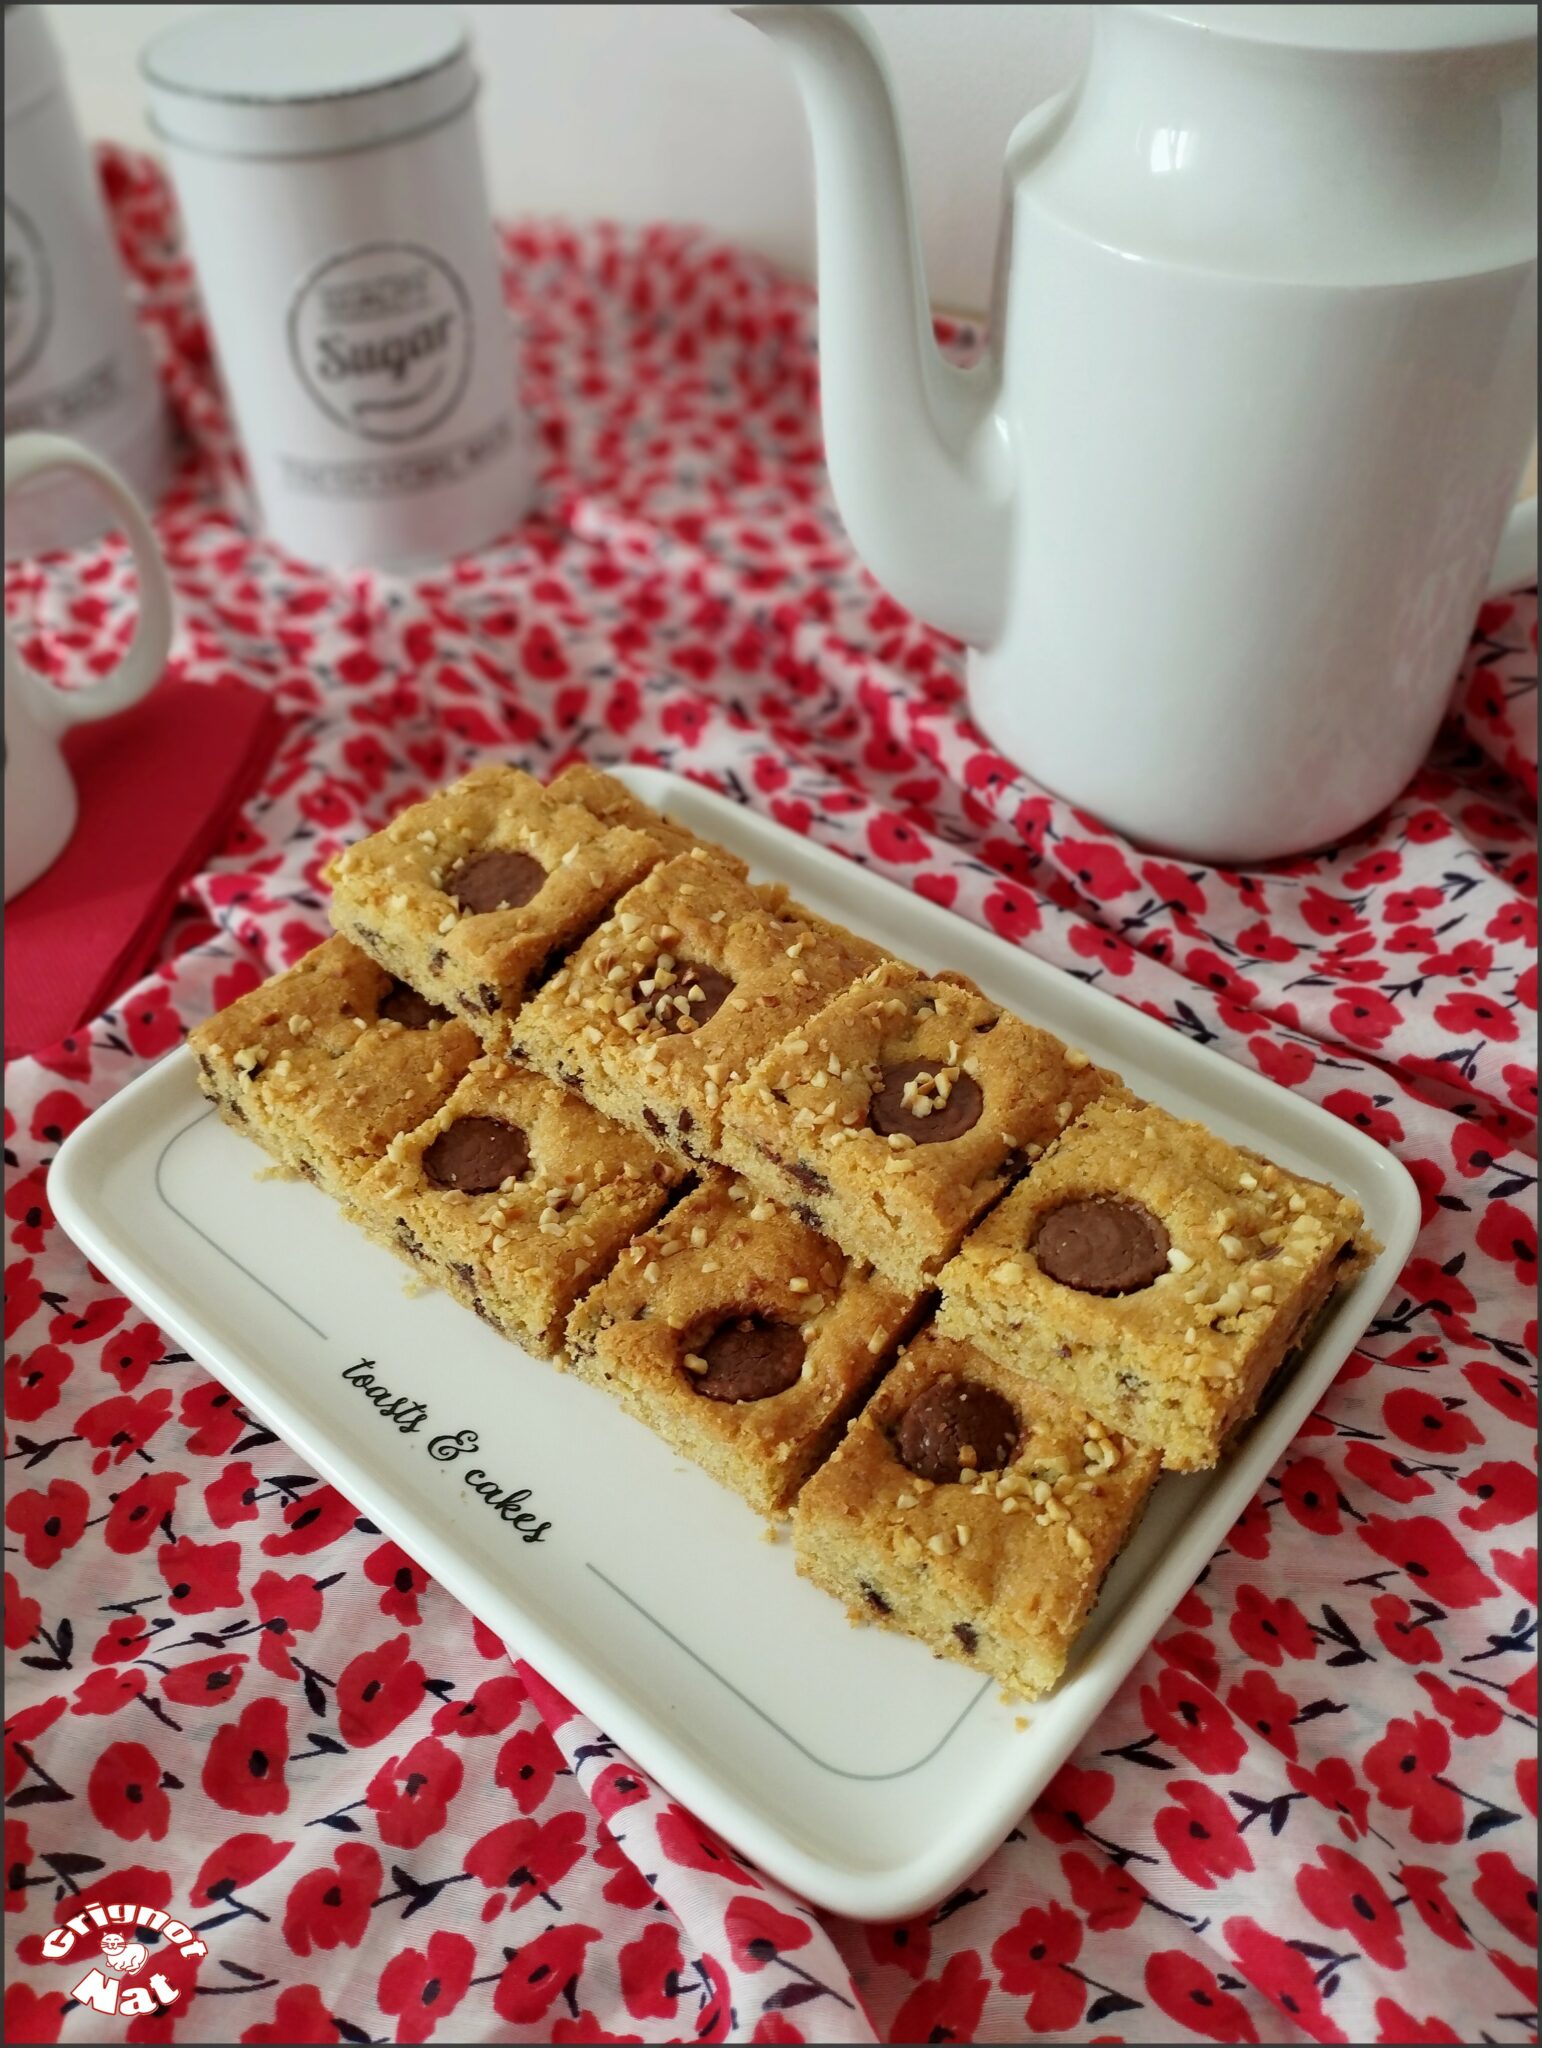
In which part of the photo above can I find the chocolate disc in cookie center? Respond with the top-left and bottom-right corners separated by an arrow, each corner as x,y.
897,1374 -> 1019,1484
690,1315 -> 805,1402
868,1057 -> 984,1144
451,849 -> 546,914
633,958 -> 733,1034
1034,1197 -> 1170,1294
378,977 -> 453,1029
423,1116 -> 530,1194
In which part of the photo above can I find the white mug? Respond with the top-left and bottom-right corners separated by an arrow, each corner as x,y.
5,432 -> 174,900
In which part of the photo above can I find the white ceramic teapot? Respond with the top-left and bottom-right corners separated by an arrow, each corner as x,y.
736,3 -> 1538,862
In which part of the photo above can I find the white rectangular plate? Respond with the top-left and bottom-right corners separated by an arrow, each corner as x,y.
51,768 -> 1419,1921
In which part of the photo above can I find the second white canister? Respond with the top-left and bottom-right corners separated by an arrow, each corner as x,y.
143,5 -> 537,570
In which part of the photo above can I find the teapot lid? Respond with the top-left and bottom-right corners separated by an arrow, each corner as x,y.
1131,4 -> 1535,52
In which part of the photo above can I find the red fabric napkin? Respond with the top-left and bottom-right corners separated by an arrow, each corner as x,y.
4,676 -> 282,1059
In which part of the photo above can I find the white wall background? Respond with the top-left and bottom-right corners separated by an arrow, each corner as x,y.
50,2 -> 1092,313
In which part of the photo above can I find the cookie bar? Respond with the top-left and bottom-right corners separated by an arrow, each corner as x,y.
351,1054 -> 685,1355
792,1326 -> 1160,1699
514,854 -> 885,1160
936,1097 -> 1368,1469
546,763 -> 740,869
325,763 -> 743,1050
189,936 -> 481,1198
718,960 -> 1125,1290
564,1175 -> 923,1516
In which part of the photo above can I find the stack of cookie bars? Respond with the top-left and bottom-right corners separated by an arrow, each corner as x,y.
191,763 -> 1370,1700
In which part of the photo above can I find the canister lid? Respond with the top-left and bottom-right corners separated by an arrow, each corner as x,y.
142,5 -> 475,159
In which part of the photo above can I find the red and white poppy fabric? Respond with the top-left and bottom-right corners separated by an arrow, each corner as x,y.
5,150 -> 1537,2048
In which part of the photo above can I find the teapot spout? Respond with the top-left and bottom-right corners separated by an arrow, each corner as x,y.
734,2 -> 1010,647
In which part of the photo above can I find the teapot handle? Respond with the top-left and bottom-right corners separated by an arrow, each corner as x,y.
1485,493 -> 1537,598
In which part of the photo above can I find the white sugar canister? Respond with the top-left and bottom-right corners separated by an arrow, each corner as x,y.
5,3 -> 172,555
143,5 -> 536,570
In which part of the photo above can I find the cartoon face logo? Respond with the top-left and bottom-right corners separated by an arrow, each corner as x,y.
99,1932 -> 147,1976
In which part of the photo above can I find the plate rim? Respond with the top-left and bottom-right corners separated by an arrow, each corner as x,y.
48,768 -> 1421,1918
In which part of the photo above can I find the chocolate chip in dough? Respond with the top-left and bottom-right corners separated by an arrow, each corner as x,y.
632,958 -> 733,1034
1034,1198 -> 1170,1295
423,1116 -> 530,1194
378,977 -> 453,1029
897,1374 -> 1019,1484
868,1058 -> 984,1144
451,849 -> 546,914
689,1315 -> 805,1402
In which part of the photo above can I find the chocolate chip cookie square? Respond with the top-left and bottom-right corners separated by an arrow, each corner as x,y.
718,960 -> 1126,1289
546,763 -> 744,870
352,1055 -> 685,1355
513,855 -> 885,1160
564,1175 -> 923,1516
326,763 -> 732,1050
936,1097 -> 1368,1470
792,1326 -> 1159,1699
189,936 -> 482,1197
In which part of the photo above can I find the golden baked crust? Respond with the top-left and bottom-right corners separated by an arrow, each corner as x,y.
718,959 -> 1125,1289
188,936 -> 479,1196
792,1326 -> 1160,1699
564,1174 -> 922,1515
513,854 -> 886,1160
324,763 -> 733,1049
353,1054 -> 683,1354
936,1097 -> 1370,1469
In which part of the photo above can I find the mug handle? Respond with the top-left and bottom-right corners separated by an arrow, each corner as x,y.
1485,493 -> 1537,598
4,431 -> 174,732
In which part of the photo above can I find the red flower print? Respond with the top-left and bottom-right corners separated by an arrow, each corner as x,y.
158,1534 -> 242,1613
1143,859 -> 1207,914
725,1894 -> 811,1972
1145,1951 -> 1259,2044
161,1651 -> 248,1708
654,1802 -> 753,1882
1236,919 -> 1300,962
121,985 -> 184,1057
1187,947 -> 1260,1007
1061,1846 -> 1146,1929
91,1613 -> 156,1665
1435,991 -> 1519,1041
1031,1760 -> 1115,1844
283,1841 -> 381,1956
1250,1034 -> 1316,1088
5,1167 -> 54,1252
72,1668 -> 147,1716
98,1321 -> 164,1391
378,1929 -> 476,2043
1416,1672 -> 1503,1738
180,1379 -> 246,1455
1156,1780 -> 1257,1891
5,1259 -> 43,1339
1476,1198 -> 1537,1283
865,1916 -> 932,1981
465,1810 -> 586,1908
431,1672 -> 526,1739
992,1899 -> 1085,2032
1224,1915 -> 1347,2043
891,1952 -> 989,2047
1343,1442 -> 1434,1503
1323,1089 -> 1404,1146
1398,1862 -> 1472,1949
913,870 -> 958,909
1400,1257 -> 1478,1340
240,1984 -> 339,2045
1463,1361 -> 1535,1429
1363,1715 -> 1464,1843
261,1483 -> 361,1556
1473,1849 -> 1537,1951
363,1540 -> 429,1624
661,695 -> 708,747
1069,922 -> 1135,974
1459,1459 -> 1533,1529
5,1340 -> 72,1419
1356,1513 -> 1499,1608
593,1819 -> 654,1910
551,2016 -> 644,2047
204,1696 -> 290,1816
4,1572 -> 40,1651
1287,1756 -> 1370,1839
494,1723 -> 563,1814
1226,1668 -> 1299,1756
366,1735 -> 463,1848
1373,2000 -> 1462,2045
1297,1845 -> 1405,1968
1302,888 -> 1366,936
6,1479 -> 89,1567
1140,1665 -> 1248,1774
866,811 -> 929,865
1229,1583 -> 1316,1665
1370,1592 -> 1442,1664
1060,838 -> 1137,899
1278,1456 -> 1345,1535
983,882 -> 1042,942
617,1919 -> 683,2021
1227,1488 -> 1274,1558
521,623 -> 569,680
192,1832 -> 292,1906
75,1388 -> 174,1473
1330,988 -> 1402,1049
252,1568 -> 324,1678
89,1739 -> 171,1842
5,1987 -> 69,2046
335,1633 -> 425,1747
750,2019 -> 806,2046
205,1459 -> 260,1529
